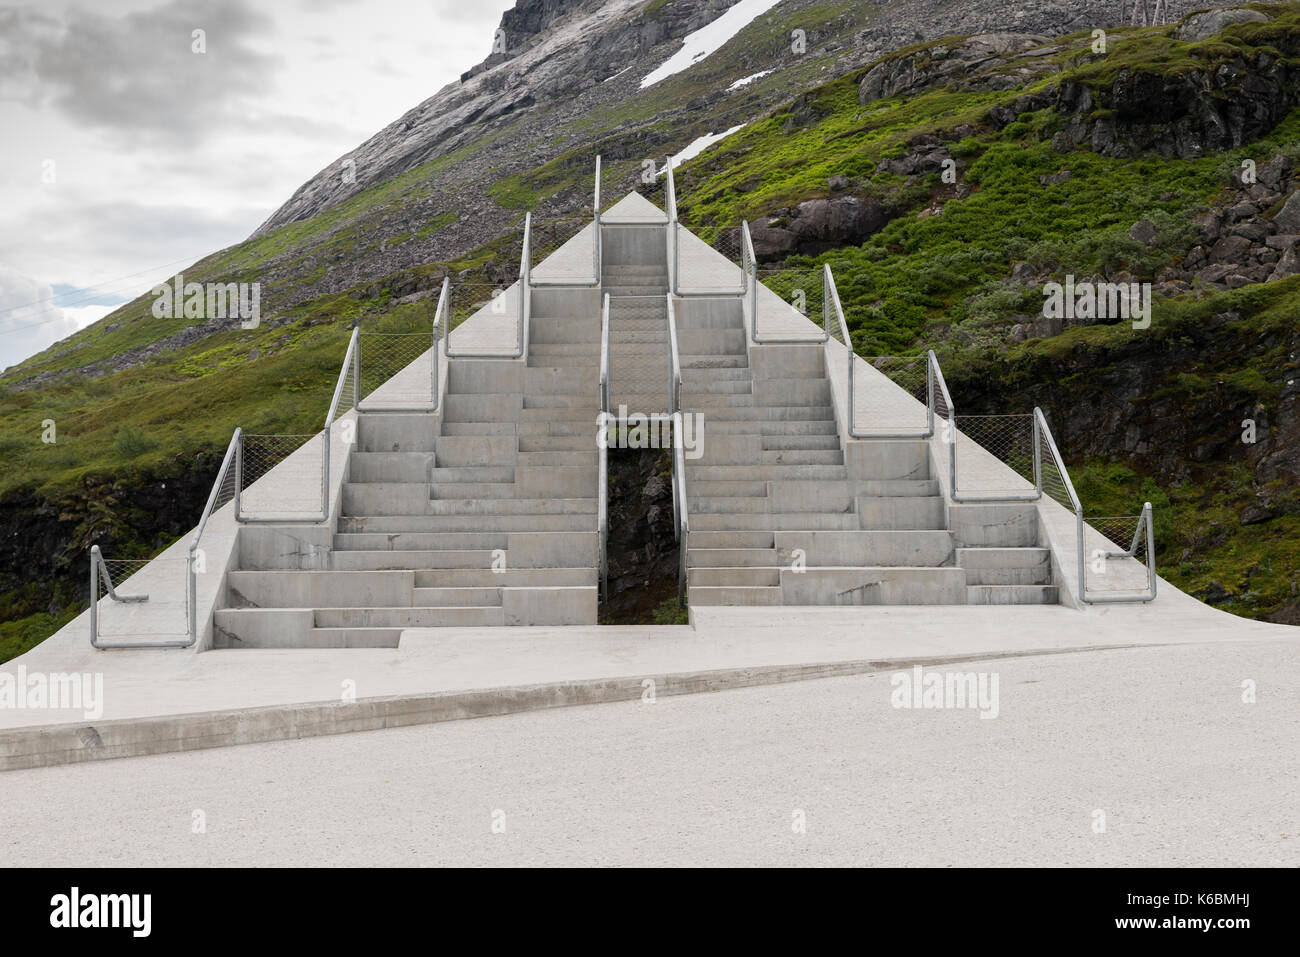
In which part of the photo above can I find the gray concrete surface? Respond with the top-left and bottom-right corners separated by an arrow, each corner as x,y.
2,639 -> 1295,867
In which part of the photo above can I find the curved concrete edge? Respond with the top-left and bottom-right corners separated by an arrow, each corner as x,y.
0,643 -> 1146,773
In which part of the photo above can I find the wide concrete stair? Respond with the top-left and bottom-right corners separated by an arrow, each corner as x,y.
681,322 -> 1059,606
213,289 -> 602,648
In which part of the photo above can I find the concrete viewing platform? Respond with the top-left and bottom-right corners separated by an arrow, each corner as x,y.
3,191 -> 1294,773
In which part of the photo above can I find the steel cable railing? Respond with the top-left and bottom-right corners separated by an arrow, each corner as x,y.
672,410 -> 689,606
598,295 -> 611,605
666,292 -> 681,417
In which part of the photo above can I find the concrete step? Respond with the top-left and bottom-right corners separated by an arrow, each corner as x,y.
327,550 -> 493,571
428,466 -> 516,484
340,514 -> 595,532
430,435 -> 517,465
357,414 -> 438,452
688,585 -> 782,606
227,570 -> 414,608
705,420 -> 837,436
348,452 -> 436,483
523,395 -> 601,409
950,503 -> 1039,548
691,512 -> 861,531
517,434 -> 593,452
516,450 -> 596,468
967,584 -> 1059,604
957,547 -> 1052,586
530,318 -> 601,343
428,482 -> 518,499
772,530 -> 954,568
687,464 -> 847,482
334,529 -> 505,550
440,422 -> 520,436
687,547 -> 778,568
414,567 -> 596,588
689,566 -> 780,587
315,607 -> 505,628
688,480 -> 768,498
856,495 -> 946,531
411,587 -> 504,607
679,379 -> 752,394
687,530 -> 775,549
781,567 -> 967,604
761,449 -> 843,465
681,367 -> 751,381
761,434 -> 840,450
689,405 -> 835,421
212,609 -> 406,649
682,355 -> 748,369
427,498 -> 595,516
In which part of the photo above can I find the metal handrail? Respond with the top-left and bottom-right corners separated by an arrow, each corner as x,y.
744,223 -> 828,345
445,214 -> 530,358
672,410 -> 689,606
667,159 -> 679,295
90,426 -> 240,649
603,289 -> 613,413
597,410 -> 609,605
666,292 -> 681,415
594,156 -> 602,282
1032,408 -> 1156,603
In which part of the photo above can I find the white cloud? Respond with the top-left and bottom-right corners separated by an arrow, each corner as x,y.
0,264 -> 100,372
0,0 -> 515,369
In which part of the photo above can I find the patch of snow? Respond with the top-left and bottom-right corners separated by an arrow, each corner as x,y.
603,66 -> 632,83
640,0 -> 784,89
727,69 -> 773,91
659,124 -> 748,175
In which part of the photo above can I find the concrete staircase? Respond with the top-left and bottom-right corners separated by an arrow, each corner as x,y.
212,288 -> 601,649
208,193 -> 1062,650
675,301 -> 1057,607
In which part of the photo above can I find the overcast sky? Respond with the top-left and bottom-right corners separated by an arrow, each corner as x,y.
0,0 -> 514,370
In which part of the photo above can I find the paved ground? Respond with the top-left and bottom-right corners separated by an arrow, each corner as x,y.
2,639 -> 1296,867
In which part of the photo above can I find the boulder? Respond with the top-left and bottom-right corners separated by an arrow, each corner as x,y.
1269,244 -> 1300,281
1272,191 -> 1300,232
1175,9 -> 1269,44
1128,220 -> 1157,245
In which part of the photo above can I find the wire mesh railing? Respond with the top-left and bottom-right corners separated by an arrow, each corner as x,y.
530,209 -> 599,286
950,414 -> 1040,501
599,156 -> 669,222
446,213 -> 530,358
1083,510 -> 1156,597
606,295 -> 670,415
90,426 -> 240,649
851,356 -> 933,437
235,432 -> 327,522
89,553 -> 189,643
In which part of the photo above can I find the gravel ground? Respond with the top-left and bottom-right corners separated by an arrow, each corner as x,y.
2,639 -> 1297,867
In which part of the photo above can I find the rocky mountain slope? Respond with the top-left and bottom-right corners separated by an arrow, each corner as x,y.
3,0 -> 1289,660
